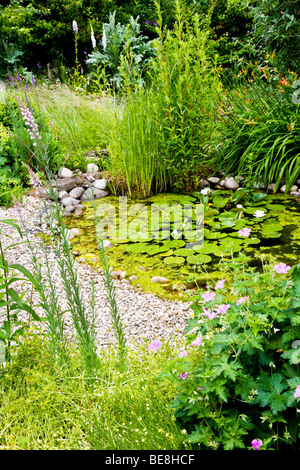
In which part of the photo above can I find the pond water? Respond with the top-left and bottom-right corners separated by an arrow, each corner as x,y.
66,190 -> 300,300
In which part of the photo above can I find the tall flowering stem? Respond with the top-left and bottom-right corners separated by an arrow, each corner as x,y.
72,20 -> 80,79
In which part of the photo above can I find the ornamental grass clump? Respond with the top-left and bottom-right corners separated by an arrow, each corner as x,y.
162,258 -> 300,450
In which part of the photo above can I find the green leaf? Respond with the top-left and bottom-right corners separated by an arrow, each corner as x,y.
0,219 -> 22,238
212,357 -> 242,381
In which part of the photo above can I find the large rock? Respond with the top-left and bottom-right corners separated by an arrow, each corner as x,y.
207,176 -> 220,185
61,196 -> 79,207
224,177 -> 239,190
81,188 -> 108,201
69,186 -> 85,199
58,167 -> 73,178
93,179 -> 107,190
87,163 -> 99,173
52,176 -> 84,192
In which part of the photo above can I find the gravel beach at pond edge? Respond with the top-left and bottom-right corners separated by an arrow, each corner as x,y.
0,195 -> 193,352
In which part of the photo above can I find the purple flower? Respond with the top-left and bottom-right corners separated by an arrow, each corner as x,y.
202,291 -> 216,302
16,71 -> 21,82
238,227 -> 252,237
274,262 -> 291,274
179,372 -> 188,380
149,339 -> 162,352
294,385 -> 300,398
236,296 -> 249,306
145,20 -> 150,24
216,304 -> 230,314
12,194 -> 22,219
8,72 -> 14,87
152,20 -> 156,25
191,337 -> 203,347
215,279 -> 225,290
25,80 -> 30,92
251,439 -> 263,450
31,75 -> 36,88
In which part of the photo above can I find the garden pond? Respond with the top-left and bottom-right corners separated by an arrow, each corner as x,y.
65,189 -> 300,300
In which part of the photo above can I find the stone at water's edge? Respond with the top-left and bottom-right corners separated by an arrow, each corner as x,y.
93,179 -> 107,190
151,277 -> 170,284
52,176 -> 84,192
58,167 -> 73,178
81,188 -> 108,201
69,186 -> 85,199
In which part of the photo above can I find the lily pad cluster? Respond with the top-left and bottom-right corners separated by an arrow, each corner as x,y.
111,189 -> 287,267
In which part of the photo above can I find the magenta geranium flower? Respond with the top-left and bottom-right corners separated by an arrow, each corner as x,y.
191,337 -> 203,347
216,304 -> 231,314
294,385 -> 300,398
274,262 -> 291,274
202,291 -> 216,302
251,439 -> 263,450
203,309 -> 218,320
148,339 -> 162,352
215,279 -> 225,289
236,296 -> 249,305
179,372 -> 188,380
238,227 -> 252,237
179,350 -> 188,357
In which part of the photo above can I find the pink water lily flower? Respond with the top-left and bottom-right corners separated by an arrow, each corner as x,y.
274,262 -> 291,274
252,439 -> 263,450
202,291 -> 216,302
238,227 -> 252,237
215,279 -> 225,289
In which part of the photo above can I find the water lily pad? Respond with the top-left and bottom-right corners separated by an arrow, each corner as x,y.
186,254 -> 212,264
194,243 -> 220,254
262,223 -> 283,232
163,240 -> 185,249
126,244 -> 152,254
173,248 -> 195,257
266,204 -> 285,211
147,245 -> 170,255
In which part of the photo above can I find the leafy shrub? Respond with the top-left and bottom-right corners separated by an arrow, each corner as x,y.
212,78 -> 300,190
162,258 -> 300,450
86,12 -> 156,90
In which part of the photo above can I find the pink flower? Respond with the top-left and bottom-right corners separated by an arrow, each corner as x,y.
202,291 -> 216,302
203,309 -> 218,320
215,279 -> 225,289
179,350 -> 188,357
216,304 -> 231,314
238,227 -> 252,237
251,439 -> 263,450
179,372 -> 188,380
294,385 -> 300,398
191,337 -> 203,347
149,339 -> 162,352
274,263 -> 291,274
236,296 -> 249,305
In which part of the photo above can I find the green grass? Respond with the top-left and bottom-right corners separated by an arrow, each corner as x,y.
0,330 -> 189,450
19,84 -> 117,171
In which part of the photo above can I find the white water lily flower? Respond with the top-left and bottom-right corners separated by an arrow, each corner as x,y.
236,204 -> 244,209
253,210 -> 266,218
200,188 -> 211,195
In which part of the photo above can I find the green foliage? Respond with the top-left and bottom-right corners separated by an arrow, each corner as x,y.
0,219 -> 43,364
249,0 -> 300,74
86,12 -> 156,90
162,259 -> 300,450
212,78 -> 300,190
108,1 -> 221,196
